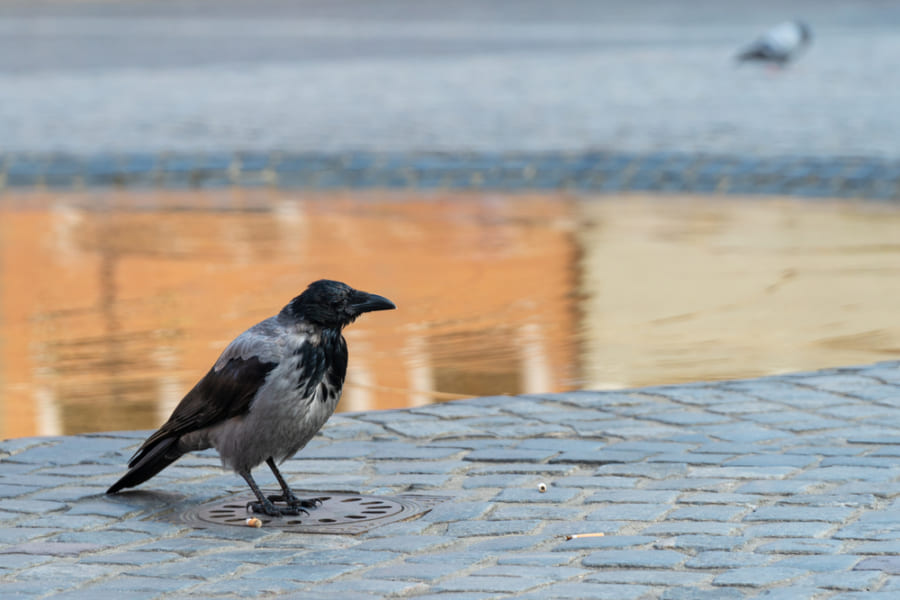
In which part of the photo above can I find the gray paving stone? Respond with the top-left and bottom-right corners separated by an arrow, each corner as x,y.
474,564 -> 588,581
756,539 -> 844,554
774,554 -> 861,572
496,552 -> 576,566
307,578 -> 424,597
796,570 -> 884,591
446,519 -> 542,537
743,506 -> 857,523
642,521 -> 741,536
244,562 -> 361,582
587,503 -> 671,521
582,549 -> 686,568
686,551 -> 772,569
492,487 -> 578,503
743,522 -> 836,539
661,588 -> 748,600
656,535 -> 753,552
586,569 -> 712,585
525,582 -> 655,600
489,503 -> 582,521
854,555 -> 900,574
432,574 -> 553,593
366,561 -> 466,581
464,448 -> 559,462
712,566 -> 808,586
669,505 -> 748,521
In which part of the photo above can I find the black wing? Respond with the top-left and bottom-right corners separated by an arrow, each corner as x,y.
129,355 -> 277,466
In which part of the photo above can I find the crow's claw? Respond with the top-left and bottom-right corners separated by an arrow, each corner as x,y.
267,494 -> 322,510
246,501 -> 309,517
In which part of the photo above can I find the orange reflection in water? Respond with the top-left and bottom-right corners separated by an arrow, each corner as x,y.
4,190 -> 900,440
0,189 -> 578,438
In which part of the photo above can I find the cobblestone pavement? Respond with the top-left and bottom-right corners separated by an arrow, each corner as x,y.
3,361 -> 900,598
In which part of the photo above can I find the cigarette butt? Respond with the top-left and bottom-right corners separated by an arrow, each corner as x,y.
538,482 -> 547,493
565,532 -> 605,540
246,517 -> 263,528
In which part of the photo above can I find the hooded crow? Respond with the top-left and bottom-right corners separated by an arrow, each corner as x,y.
107,279 -> 395,516
736,20 -> 812,66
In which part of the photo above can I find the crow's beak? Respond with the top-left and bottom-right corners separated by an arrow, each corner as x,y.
350,292 -> 396,315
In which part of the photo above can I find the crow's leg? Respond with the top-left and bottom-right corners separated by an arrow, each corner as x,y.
240,470 -> 308,517
264,457 -> 321,510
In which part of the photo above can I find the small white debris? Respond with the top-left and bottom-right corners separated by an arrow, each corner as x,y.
538,482 -> 547,493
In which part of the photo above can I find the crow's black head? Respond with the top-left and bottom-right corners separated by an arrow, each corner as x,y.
284,280 -> 396,328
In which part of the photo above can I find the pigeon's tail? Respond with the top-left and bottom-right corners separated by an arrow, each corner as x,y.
106,437 -> 184,494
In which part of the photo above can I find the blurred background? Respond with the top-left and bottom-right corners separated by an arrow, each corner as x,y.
1,0 -> 899,439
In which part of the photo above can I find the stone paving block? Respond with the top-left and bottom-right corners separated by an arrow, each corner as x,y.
724,453 -> 818,468
655,535 -> 752,552
79,551 -> 183,565
685,551 -> 772,569
678,492 -> 762,505
366,561 -> 468,581
854,555 -> 900,573
421,501 -> 491,523
127,556 -> 249,580
550,449 -> 651,464
586,489 -> 680,503
474,564 -> 588,581
668,505 -> 748,521
586,503 -> 671,521
743,506 -> 857,523
522,582 -> 655,600
489,503 -> 582,521
496,552 -> 576,566
690,466 -> 799,480
852,540 -> 900,554
777,493 -> 877,507
735,480 -> 817,494
647,411 -> 731,426
742,522 -> 836,539
642,521 -> 741,536
492,487 -> 578,503
48,530 -> 154,547
712,566 -> 808,586
586,569 -> 713,586
756,539 -> 844,554
464,448 -> 559,462
594,462 -> 690,479
308,578 -> 424,597
774,554 -> 860,572
188,576 -> 313,596
796,570 -> 884,591
645,478 -> 732,491
446,519 -> 542,537
553,535 -> 656,551
582,549 -> 686,568
793,466 -> 897,482
555,476 -> 640,489
1,499 -> 69,514
661,588 -> 748,600
244,562 -> 361,582
432,574 -> 553,593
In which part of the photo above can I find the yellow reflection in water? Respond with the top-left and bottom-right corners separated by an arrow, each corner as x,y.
1,190 -> 899,439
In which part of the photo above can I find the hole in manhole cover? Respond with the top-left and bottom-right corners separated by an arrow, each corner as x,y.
179,492 -> 449,534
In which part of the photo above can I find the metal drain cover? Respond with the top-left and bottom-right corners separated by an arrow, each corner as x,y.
179,492 -> 448,534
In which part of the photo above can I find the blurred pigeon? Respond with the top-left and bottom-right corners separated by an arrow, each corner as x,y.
736,20 -> 812,66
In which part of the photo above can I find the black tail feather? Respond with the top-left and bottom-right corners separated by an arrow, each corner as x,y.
107,437 -> 183,494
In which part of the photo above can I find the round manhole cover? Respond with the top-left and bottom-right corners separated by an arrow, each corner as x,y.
179,492 -> 448,534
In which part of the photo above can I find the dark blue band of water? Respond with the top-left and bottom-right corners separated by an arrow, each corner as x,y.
2,152 -> 899,200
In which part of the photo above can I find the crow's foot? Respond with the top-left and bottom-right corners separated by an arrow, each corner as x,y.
267,494 -> 323,511
246,500 -> 309,517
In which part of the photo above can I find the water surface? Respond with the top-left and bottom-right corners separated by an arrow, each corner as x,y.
2,189 -> 899,439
